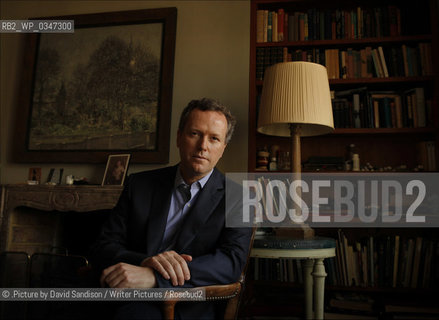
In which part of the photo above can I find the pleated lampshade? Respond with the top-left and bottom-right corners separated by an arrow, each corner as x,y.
257,61 -> 334,137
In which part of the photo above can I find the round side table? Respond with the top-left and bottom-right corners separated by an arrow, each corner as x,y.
251,235 -> 336,320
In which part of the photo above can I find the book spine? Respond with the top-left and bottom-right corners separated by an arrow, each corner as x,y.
371,49 -> 382,77
277,9 -> 284,42
403,238 -> 414,287
263,10 -> 268,42
395,95 -> 403,128
353,93 -> 361,128
415,87 -> 426,127
378,46 -> 389,77
299,13 -> 305,41
368,236 -> 374,287
256,10 -> 265,43
392,235 -> 400,287
427,141 -> 437,171
402,44 -> 409,76
272,12 -> 278,42
267,11 -> 273,42
410,237 -> 423,288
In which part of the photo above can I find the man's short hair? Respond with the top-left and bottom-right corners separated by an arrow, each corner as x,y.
178,98 -> 236,144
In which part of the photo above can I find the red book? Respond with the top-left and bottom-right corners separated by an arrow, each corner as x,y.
331,11 -> 336,40
299,13 -> 305,41
278,9 -> 284,41
388,6 -> 398,37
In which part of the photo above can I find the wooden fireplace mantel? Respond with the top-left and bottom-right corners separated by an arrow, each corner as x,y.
0,184 -> 123,252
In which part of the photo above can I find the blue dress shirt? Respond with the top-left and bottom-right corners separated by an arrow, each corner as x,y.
160,167 -> 213,251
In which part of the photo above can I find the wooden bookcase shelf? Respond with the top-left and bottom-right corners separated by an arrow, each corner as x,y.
329,76 -> 435,85
332,127 -> 437,134
249,0 -> 439,173
244,225 -> 439,317
248,279 -> 439,295
255,34 -> 433,47
246,0 -> 439,318
257,76 -> 435,86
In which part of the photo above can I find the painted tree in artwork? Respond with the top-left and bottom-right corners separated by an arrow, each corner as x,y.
73,35 -> 160,132
29,33 -> 161,150
31,48 -> 61,130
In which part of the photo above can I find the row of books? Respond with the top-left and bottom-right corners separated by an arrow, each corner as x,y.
328,293 -> 439,318
331,87 -> 432,129
325,44 -> 433,80
255,43 -> 433,80
330,230 -> 439,289
328,299 -> 439,318
252,256 -> 304,283
252,232 -> 439,289
256,6 -> 409,43
328,293 -> 375,315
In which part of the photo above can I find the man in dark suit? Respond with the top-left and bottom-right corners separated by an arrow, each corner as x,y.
91,98 -> 252,319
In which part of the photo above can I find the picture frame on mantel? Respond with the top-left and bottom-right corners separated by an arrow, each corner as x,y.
101,154 -> 131,186
13,8 -> 177,164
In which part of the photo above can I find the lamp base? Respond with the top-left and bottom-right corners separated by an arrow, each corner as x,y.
274,225 -> 315,239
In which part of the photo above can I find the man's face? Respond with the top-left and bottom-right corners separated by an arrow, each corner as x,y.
177,109 -> 228,183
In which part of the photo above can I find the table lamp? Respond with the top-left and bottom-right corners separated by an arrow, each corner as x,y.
257,61 -> 334,238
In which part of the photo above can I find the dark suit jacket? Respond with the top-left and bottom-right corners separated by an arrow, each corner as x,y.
91,165 -> 252,318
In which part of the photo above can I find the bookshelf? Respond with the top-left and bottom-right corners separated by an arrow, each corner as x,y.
249,0 -> 439,173
245,0 -> 439,318
243,228 -> 439,318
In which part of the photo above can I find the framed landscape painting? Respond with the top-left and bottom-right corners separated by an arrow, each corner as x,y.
13,8 -> 177,163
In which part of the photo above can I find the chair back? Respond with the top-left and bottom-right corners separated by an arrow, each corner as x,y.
0,251 -> 30,320
161,227 -> 257,320
223,226 -> 257,319
29,252 -> 89,288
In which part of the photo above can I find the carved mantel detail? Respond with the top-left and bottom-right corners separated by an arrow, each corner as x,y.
0,184 -> 123,252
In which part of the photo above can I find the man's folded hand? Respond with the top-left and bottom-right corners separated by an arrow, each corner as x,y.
100,262 -> 157,288
141,251 -> 192,286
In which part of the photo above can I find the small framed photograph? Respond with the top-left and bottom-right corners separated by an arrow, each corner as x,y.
46,168 -> 64,185
102,154 -> 131,186
28,167 -> 42,184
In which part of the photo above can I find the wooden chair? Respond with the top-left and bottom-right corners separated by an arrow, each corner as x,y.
0,251 -> 30,320
29,252 -> 89,287
161,227 -> 256,320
